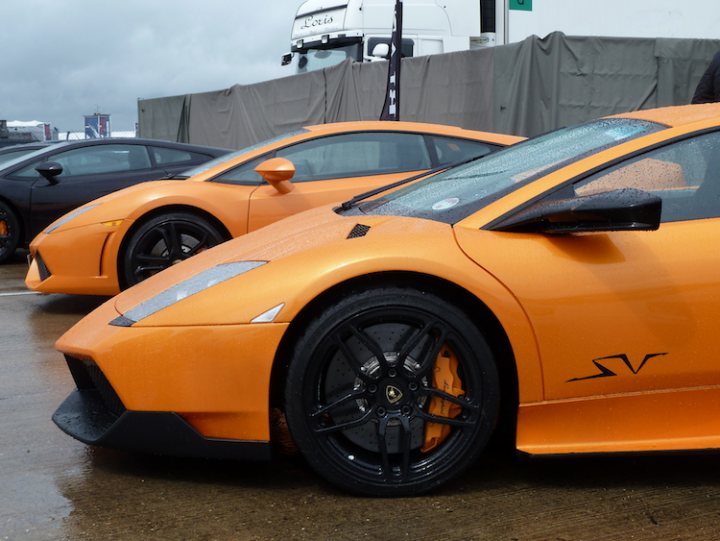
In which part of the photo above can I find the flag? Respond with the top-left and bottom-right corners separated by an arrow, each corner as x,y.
380,0 -> 403,121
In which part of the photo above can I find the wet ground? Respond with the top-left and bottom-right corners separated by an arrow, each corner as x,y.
2,253 -> 720,540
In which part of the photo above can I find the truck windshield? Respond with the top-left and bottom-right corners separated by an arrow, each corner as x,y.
354,118 -> 665,224
297,43 -> 362,73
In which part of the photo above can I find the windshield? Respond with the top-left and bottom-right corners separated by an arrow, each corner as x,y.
0,143 -> 65,172
297,43 -> 362,73
178,129 -> 309,178
356,118 -> 665,224
0,147 -> 41,166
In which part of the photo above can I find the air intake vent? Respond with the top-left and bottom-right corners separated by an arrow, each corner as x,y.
347,224 -> 371,239
35,252 -> 52,281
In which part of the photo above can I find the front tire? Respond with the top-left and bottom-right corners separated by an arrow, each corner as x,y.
121,212 -> 225,288
0,201 -> 20,264
284,286 -> 500,496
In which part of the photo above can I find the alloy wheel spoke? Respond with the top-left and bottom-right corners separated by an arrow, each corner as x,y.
159,223 -> 182,260
311,388 -> 366,418
313,408 -> 374,434
135,253 -> 171,264
396,320 -> 435,365
134,263 -> 169,277
184,232 -> 209,257
408,327 -> 450,381
398,415 -> 413,480
133,253 -> 171,278
349,324 -> 390,372
419,387 -> 478,411
334,335 -> 374,382
416,409 -> 475,428
376,416 -> 391,477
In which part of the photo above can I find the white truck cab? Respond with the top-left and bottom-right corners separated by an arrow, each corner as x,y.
283,0 -> 495,73
283,0 -> 720,74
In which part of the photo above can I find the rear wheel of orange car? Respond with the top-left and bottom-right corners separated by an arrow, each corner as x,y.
285,287 -> 500,496
0,201 -> 20,264
121,212 -> 225,288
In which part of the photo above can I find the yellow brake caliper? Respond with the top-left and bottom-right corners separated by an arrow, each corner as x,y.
0,220 -> 7,237
421,345 -> 464,452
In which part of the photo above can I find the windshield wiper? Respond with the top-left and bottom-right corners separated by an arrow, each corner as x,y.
163,173 -> 190,180
339,155 -> 482,211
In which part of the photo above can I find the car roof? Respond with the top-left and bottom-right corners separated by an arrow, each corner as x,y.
302,120 -> 524,145
49,138 -> 230,153
0,138 -> 230,174
0,141 -> 52,152
611,103 -> 720,128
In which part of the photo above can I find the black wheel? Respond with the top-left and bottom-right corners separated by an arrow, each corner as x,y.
0,201 -> 20,264
285,286 -> 500,496
121,212 -> 225,288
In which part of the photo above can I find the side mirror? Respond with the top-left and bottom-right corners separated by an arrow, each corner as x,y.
493,188 -> 662,234
371,43 -> 390,59
36,161 -> 63,184
281,52 -> 293,66
255,157 -> 296,194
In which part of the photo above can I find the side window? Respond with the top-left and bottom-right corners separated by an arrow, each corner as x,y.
13,144 -> 152,178
212,155 -> 269,185
151,146 -> 195,165
429,136 -> 500,166
574,132 -> 720,222
274,132 -> 432,182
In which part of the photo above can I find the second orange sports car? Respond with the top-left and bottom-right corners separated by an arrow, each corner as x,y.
25,122 -> 521,295
52,104 -> 720,495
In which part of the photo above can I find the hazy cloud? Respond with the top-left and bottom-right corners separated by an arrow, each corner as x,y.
0,0 -> 301,132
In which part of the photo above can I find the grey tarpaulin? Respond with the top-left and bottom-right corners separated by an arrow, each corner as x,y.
138,32 -> 720,148
137,94 -> 190,142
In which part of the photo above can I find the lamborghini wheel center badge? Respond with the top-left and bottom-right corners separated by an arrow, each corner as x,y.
385,385 -> 403,404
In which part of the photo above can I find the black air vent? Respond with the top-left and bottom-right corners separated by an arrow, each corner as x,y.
36,252 -> 52,281
65,356 -> 125,417
347,224 -> 371,239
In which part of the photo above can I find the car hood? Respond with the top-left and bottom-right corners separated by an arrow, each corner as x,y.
113,204 -> 401,316
114,206 -> 456,326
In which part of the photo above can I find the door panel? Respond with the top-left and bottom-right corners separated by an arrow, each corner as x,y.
26,144 -> 159,237
455,221 -> 720,400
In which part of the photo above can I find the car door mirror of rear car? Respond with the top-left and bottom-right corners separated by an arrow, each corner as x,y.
255,157 -> 296,194
492,188 -> 662,234
35,161 -> 63,184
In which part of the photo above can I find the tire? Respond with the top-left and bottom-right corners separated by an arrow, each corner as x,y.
284,286 -> 500,496
0,201 -> 20,264
121,212 -> 225,288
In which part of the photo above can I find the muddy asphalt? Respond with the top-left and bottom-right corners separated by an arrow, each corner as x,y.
2,253 -> 720,541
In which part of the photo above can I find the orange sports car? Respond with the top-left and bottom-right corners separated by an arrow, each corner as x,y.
53,104 -> 720,496
25,121 -> 521,295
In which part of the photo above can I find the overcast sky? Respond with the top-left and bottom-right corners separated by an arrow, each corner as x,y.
0,0 -> 302,132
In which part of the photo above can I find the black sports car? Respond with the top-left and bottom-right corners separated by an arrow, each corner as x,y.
0,138 -> 230,263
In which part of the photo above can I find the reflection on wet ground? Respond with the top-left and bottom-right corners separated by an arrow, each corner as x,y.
2,258 -> 720,540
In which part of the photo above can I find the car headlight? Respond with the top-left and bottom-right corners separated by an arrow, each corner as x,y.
46,204 -> 99,233
110,261 -> 266,327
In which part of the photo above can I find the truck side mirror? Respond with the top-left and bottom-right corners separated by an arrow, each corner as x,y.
255,157 -> 296,194
281,52 -> 293,66
371,43 -> 390,59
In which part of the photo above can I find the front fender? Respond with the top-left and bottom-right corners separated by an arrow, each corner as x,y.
120,213 -> 543,403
